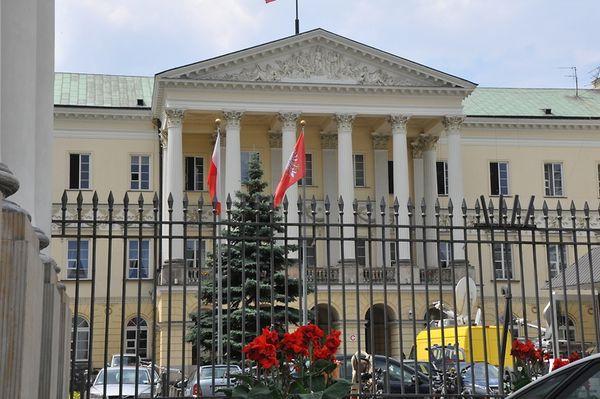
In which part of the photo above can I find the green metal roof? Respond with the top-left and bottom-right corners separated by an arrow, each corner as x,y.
53,72 -> 600,118
54,72 -> 153,108
463,87 -> 600,118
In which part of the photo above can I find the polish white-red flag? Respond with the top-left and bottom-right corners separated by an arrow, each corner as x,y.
207,132 -> 222,214
274,129 -> 305,207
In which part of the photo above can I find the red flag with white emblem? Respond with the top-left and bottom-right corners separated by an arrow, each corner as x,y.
207,132 -> 221,214
274,129 -> 305,207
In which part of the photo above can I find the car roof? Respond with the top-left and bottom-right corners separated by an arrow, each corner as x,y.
102,366 -> 148,371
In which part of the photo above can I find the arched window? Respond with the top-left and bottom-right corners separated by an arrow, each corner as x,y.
72,316 -> 90,362
558,315 -> 576,342
126,317 -> 148,359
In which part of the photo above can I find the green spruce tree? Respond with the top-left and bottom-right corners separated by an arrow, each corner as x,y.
187,153 -> 301,363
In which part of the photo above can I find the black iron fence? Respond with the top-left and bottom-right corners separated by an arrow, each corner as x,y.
52,190 -> 600,398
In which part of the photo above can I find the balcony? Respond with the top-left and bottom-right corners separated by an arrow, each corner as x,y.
159,261 -> 211,286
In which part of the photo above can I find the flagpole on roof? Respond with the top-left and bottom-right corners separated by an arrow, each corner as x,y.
214,119 -> 224,364
300,119 -> 308,325
295,0 -> 300,35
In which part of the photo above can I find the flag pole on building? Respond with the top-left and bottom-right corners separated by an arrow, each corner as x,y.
300,120 -> 307,325
208,118 -> 224,363
265,0 -> 299,35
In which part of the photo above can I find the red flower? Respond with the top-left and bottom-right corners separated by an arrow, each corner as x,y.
552,357 -> 569,370
243,328 -> 280,369
313,344 -> 334,361
297,324 -> 325,346
568,351 -> 581,363
279,330 -> 308,359
324,329 -> 341,353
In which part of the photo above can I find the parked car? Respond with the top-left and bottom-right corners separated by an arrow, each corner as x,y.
89,366 -> 160,398
458,362 -> 500,395
507,353 -> 600,398
110,354 -> 141,367
183,365 -> 242,397
336,354 -> 430,395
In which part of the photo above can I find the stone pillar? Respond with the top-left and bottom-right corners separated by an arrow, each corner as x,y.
420,134 -> 439,267
444,116 -> 466,261
321,131 -> 339,264
279,112 -> 300,236
411,142 -> 425,268
224,111 -> 243,198
165,108 -> 185,259
372,132 -> 389,267
335,113 -> 356,260
390,115 -> 411,262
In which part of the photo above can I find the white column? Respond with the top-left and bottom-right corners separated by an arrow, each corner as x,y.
411,143 -> 424,268
372,132 -> 389,267
165,109 -> 185,259
421,134 -> 439,267
335,113 -> 356,260
444,116 -> 466,260
321,132 -> 339,263
160,131 -> 168,218
279,112 -> 300,218
224,111 -> 243,198
269,131 -> 282,193
390,115 -> 411,262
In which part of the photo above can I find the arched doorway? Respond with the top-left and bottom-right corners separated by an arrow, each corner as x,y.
365,304 -> 395,356
311,304 -> 340,334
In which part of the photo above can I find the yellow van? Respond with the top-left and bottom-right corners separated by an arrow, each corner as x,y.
415,325 -> 513,368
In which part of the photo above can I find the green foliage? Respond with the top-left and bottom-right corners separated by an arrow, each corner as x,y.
186,154 -> 301,363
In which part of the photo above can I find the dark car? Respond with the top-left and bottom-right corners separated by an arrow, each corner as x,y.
336,354 -> 430,395
458,362 -> 500,395
507,353 -> 600,398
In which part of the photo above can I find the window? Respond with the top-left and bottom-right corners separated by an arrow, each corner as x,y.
69,153 -> 90,189
436,161 -> 448,196
388,161 -> 394,194
493,243 -> 513,279
241,151 -> 259,182
558,314 -> 576,342
304,239 -> 316,266
130,155 -> 150,190
548,244 -> 568,278
299,153 -> 313,186
389,241 -> 397,265
128,240 -> 150,279
67,240 -> 89,279
353,154 -> 365,187
544,162 -> 564,197
356,239 -> 367,266
72,316 -> 90,362
185,156 -> 204,191
438,242 -> 453,268
125,317 -> 148,359
185,239 -> 206,268
490,162 -> 509,196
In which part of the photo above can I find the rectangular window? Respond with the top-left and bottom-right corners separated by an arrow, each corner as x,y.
388,161 -> 394,194
353,154 -> 365,187
128,240 -> 150,279
544,162 -> 564,197
185,239 -> 206,268
305,239 -> 316,266
130,155 -> 150,190
436,161 -> 448,196
356,239 -> 367,266
67,240 -> 89,279
389,241 -> 396,265
241,151 -> 259,182
438,242 -> 453,268
185,156 -> 204,191
493,243 -> 513,280
69,153 -> 90,189
548,244 -> 568,278
299,153 -> 313,186
490,162 -> 509,196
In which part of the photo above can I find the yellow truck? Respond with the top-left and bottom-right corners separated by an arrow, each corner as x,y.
415,325 -> 513,368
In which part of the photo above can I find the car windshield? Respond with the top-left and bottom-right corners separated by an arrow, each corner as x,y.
200,367 -> 233,379
112,356 -> 137,366
461,363 -> 499,382
95,369 -> 150,385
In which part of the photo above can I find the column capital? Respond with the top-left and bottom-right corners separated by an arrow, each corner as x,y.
278,112 -> 301,130
388,114 -> 410,131
320,131 -> 338,149
371,132 -> 390,150
268,131 -> 282,148
223,110 -> 244,129
165,108 -> 185,129
411,133 -> 438,158
334,113 -> 356,131
443,115 -> 465,133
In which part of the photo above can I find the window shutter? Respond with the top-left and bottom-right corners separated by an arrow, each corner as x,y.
490,162 -> 499,195
388,161 -> 394,194
436,162 -> 445,195
69,154 -> 79,189
185,157 -> 194,191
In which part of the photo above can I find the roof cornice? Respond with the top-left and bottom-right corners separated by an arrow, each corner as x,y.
463,116 -> 600,130
54,106 -> 153,121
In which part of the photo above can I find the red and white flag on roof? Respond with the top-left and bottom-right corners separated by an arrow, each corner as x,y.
274,129 -> 305,207
207,132 -> 222,214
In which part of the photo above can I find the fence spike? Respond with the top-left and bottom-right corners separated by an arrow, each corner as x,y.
406,197 -> 413,213
434,198 -> 440,214
108,191 -> 114,210
270,195 -> 275,211
324,195 -> 331,212
556,200 -> 563,216
310,195 -> 317,213
514,196 -> 521,214
474,198 -> 481,215
420,197 -> 426,214
584,201 -> 590,217
226,193 -> 232,209
570,200 -> 576,217
182,193 -> 188,210
447,198 -> 454,215
61,190 -> 68,209
542,200 -> 549,216
282,195 -> 289,211
167,193 -> 173,209
394,197 -> 400,213
138,193 -> 145,210
352,198 -> 358,212
92,191 -> 99,210
337,195 -> 344,212
461,198 -> 467,215
198,194 -> 204,209
488,199 -> 494,214
153,192 -> 159,209
365,196 -> 372,214
123,192 -> 129,210
76,191 -> 83,210
297,194 -> 303,211
500,197 -> 508,217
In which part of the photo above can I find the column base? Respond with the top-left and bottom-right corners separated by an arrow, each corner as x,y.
0,162 -> 19,199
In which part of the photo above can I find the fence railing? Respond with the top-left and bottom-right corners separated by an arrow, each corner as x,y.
52,191 -> 600,398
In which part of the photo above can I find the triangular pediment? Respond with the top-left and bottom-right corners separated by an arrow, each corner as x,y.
157,29 -> 475,89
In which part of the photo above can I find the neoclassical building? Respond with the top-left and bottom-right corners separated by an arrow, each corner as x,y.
52,29 -> 600,369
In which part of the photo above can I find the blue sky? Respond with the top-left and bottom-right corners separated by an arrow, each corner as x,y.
56,0 -> 600,88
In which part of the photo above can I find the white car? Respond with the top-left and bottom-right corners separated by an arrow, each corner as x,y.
89,366 -> 160,398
